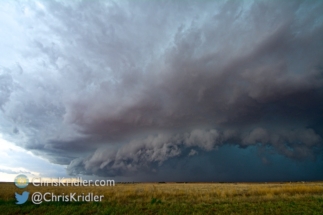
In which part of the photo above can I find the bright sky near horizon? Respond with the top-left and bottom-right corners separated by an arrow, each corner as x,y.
0,135 -> 68,182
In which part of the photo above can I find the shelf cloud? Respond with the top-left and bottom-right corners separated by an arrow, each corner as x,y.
0,0 -> 322,180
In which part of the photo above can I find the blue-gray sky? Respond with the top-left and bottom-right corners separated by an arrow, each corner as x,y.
0,0 -> 323,182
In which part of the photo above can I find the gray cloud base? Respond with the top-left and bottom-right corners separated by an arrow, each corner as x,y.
0,0 -> 323,179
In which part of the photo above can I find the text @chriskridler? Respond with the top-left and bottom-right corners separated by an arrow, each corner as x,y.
15,192 -> 104,205
31,192 -> 104,204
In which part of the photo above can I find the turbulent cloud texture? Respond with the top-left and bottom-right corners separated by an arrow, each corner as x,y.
0,0 -> 323,179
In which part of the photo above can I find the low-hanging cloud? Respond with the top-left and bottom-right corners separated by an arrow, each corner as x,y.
67,127 -> 322,177
0,0 -> 323,179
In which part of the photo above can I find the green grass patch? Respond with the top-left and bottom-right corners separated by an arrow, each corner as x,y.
0,197 -> 322,215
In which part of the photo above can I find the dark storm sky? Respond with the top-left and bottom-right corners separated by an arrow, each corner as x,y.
0,0 -> 323,181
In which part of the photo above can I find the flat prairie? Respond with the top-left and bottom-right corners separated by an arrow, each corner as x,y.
1,182 -> 323,214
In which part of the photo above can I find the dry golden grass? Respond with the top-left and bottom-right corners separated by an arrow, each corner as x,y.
1,181 -> 323,204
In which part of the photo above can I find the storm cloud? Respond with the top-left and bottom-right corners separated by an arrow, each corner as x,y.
0,0 -> 323,180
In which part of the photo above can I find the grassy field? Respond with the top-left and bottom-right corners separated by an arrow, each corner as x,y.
0,182 -> 323,214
